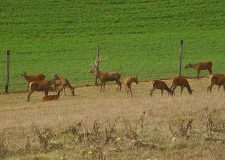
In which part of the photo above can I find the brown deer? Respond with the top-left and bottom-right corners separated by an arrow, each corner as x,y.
170,77 -> 193,95
27,79 -> 56,102
21,72 -> 45,90
53,75 -> 75,96
90,58 -> 121,92
43,89 -> 61,102
185,61 -> 213,79
207,74 -> 225,92
123,76 -> 138,97
150,80 -> 173,96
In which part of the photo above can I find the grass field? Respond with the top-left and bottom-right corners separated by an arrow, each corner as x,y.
0,0 -> 225,91
0,79 -> 225,159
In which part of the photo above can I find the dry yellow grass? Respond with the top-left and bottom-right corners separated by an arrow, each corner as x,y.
0,78 -> 225,159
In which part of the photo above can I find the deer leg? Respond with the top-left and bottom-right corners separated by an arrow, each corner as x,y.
197,70 -> 200,79
150,88 -> 155,96
27,90 -> 34,102
103,82 -> 106,92
100,82 -> 103,92
170,85 -> 174,91
63,87 -> 66,96
218,85 -> 221,91
71,88 -> 75,96
44,90 -> 48,96
171,86 -> 177,95
124,85 -> 127,93
116,80 -> 121,91
161,89 -> 163,96
208,68 -> 212,74
180,86 -> 183,95
130,88 -> 133,97
127,87 -> 129,94
181,86 -> 184,95
207,84 -> 214,92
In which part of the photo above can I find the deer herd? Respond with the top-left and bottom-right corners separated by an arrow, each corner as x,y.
21,60 -> 225,102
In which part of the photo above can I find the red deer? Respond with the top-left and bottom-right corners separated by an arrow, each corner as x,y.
170,77 -> 193,95
123,76 -> 138,97
21,72 -> 45,90
207,74 -> 225,92
27,79 -> 56,102
150,80 -> 173,96
53,75 -> 75,96
43,89 -> 61,101
90,60 -> 121,92
185,61 -> 213,79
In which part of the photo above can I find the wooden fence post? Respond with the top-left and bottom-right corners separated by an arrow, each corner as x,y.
178,40 -> 183,77
5,50 -> 10,93
95,45 -> 100,85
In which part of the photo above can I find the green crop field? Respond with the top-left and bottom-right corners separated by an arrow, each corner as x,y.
0,0 -> 225,91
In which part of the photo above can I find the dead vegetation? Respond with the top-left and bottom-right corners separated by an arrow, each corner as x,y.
1,80 -> 225,159
2,107 -> 225,159
32,125 -> 63,151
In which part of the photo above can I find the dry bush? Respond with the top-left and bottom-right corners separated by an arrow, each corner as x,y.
32,125 -> 63,151
200,107 -> 225,143
169,116 -> 193,138
0,139 -> 7,158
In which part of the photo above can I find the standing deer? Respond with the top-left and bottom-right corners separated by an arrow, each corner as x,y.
21,72 -> 45,91
53,75 -> 75,96
185,61 -> 213,79
207,74 -> 225,92
123,76 -> 138,97
150,80 -> 173,96
27,79 -> 56,102
170,77 -> 193,95
90,57 -> 121,92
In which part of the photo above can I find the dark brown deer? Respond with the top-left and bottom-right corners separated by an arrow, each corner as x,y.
185,61 -> 213,79
27,79 -> 56,102
90,58 -> 121,92
207,74 -> 225,92
123,76 -> 138,97
170,77 -> 193,95
43,89 -> 61,102
21,72 -> 45,90
53,75 -> 75,96
150,80 -> 173,96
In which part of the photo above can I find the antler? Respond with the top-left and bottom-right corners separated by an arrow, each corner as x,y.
97,56 -> 107,63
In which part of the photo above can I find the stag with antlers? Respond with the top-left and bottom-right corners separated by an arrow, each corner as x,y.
90,57 -> 122,92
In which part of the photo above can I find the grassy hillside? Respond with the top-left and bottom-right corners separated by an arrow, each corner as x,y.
0,0 -> 225,91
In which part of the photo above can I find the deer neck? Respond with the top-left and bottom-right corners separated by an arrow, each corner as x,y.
94,69 -> 101,77
190,64 -> 197,68
23,74 -> 30,81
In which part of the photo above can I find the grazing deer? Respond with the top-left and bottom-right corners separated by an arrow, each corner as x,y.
90,58 -> 121,92
43,89 -> 61,101
150,80 -> 173,96
21,72 -> 45,91
53,75 -> 75,96
207,74 -> 225,92
170,77 -> 193,95
185,61 -> 213,79
123,76 -> 138,97
27,79 -> 56,102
